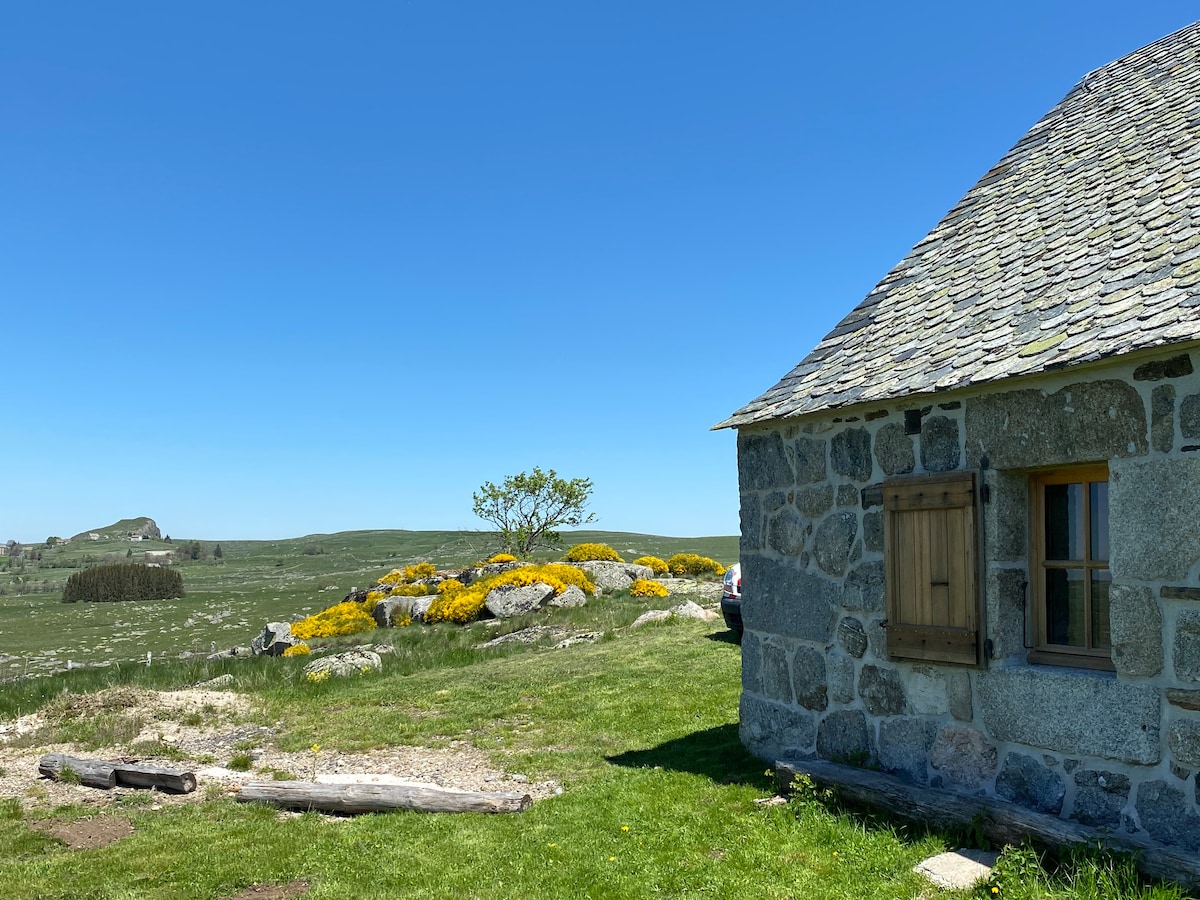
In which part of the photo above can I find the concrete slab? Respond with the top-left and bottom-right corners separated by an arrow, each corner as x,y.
914,848 -> 999,890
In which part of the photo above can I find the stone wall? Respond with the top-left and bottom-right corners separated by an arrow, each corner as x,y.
736,347 -> 1200,852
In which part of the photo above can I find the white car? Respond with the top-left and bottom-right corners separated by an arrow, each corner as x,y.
721,563 -> 742,639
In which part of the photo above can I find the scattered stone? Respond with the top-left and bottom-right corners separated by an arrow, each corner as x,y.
302,649 -> 382,680
547,585 -> 588,608
629,600 -> 716,629
914,849 -> 998,890
194,674 -> 234,690
484,583 -> 557,618
251,623 -> 303,657
208,646 -> 254,661
553,632 -> 601,649
575,560 -> 654,594
480,626 -> 569,648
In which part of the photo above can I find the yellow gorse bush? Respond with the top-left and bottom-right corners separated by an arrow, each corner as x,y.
388,583 -> 430,597
488,553 -> 517,563
291,600 -> 377,640
404,562 -> 437,581
425,564 -> 595,625
366,589 -> 387,603
666,553 -> 724,578
629,578 -> 669,598
562,543 -> 624,563
377,561 -> 436,585
632,555 -> 669,575
282,642 -> 312,657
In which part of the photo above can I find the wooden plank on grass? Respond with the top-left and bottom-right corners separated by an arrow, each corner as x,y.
236,780 -> 532,814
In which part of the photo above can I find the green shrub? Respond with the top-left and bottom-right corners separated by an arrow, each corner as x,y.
562,543 -> 624,563
61,564 -> 185,604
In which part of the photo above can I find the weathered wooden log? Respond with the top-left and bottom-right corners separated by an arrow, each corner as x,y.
114,763 -> 197,794
775,758 -> 1200,891
236,780 -> 533,814
38,753 -> 117,789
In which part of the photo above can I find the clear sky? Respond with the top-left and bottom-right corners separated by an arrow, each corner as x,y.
3,2 -> 1196,542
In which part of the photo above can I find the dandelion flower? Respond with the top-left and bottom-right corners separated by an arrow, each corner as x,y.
311,744 -> 321,753
609,856 -> 615,862
621,826 -> 629,833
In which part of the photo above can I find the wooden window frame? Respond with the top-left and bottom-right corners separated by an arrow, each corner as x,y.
1027,464 -> 1113,671
883,471 -> 980,666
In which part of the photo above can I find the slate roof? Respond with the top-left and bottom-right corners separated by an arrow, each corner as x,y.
718,22 -> 1200,430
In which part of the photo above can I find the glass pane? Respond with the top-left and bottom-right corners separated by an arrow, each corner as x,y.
1090,481 -> 1109,562
1046,568 -> 1085,646
1045,483 -> 1083,561
1092,569 -> 1111,649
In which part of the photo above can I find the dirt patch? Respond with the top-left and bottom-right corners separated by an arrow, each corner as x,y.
0,687 -> 560,813
31,815 -> 135,850
226,881 -> 310,900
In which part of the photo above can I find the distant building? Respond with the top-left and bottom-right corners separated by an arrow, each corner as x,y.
87,533 -> 100,541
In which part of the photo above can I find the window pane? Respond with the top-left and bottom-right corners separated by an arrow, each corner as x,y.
1092,569 -> 1111,649
1045,483 -> 1083,561
1046,568 -> 1085,646
1090,481 -> 1109,562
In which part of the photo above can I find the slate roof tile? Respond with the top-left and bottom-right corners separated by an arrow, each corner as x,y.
718,21 -> 1200,429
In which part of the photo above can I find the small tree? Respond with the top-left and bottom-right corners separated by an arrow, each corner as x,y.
213,544 -> 223,559
472,467 -> 596,557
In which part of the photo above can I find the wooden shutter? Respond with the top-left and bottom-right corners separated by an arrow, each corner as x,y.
883,472 -> 978,665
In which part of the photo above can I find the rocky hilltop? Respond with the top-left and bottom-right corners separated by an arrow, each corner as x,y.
71,517 -> 162,542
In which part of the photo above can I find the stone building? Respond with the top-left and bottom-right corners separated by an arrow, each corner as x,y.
717,24 -> 1200,852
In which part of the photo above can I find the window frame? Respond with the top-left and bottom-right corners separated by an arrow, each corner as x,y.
1027,464 -> 1113,671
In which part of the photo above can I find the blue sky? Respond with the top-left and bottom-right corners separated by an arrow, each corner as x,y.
3,2 -> 1196,541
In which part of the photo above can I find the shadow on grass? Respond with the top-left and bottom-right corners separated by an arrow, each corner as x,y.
706,629 -> 741,646
606,724 -> 768,787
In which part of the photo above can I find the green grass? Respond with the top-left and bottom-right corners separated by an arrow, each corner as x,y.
0,614 -> 1190,899
0,528 -> 738,676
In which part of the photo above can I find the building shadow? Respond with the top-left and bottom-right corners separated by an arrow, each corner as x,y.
606,723 -> 768,787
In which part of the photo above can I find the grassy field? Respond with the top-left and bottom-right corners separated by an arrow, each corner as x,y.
0,527 -> 1190,898
0,528 -> 739,677
0,610 -> 1187,898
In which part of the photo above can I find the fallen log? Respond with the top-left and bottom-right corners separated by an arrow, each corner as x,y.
114,763 -> 197,794
775,758 -> 1200,892
38,754 -> 197,793
236,780 -> 533,814
38,753 -> 117,789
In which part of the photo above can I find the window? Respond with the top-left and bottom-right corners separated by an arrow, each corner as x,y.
1028,465 -> 1111,670
883,472 -> 979,665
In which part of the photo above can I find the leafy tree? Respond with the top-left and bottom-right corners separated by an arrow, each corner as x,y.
472,467 -> 595,557
45,536 -> 59,549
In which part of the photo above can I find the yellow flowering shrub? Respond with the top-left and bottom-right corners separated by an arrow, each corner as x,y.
377,562 -> 435,586
667,553 -> 724,578
366,589 -> 387,603
632,555 -> 669,575
630,578 -> 669,598
389,583 -> 430,597
424,564 -> 596,625
291,601 -> 378,639
403,562 -> 436,581
282,643 -> 311,657
563,543 -> 624,563
488,553 -> 517,563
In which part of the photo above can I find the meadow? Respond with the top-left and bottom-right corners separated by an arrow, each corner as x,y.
0,528 -> 738,677
0,528 -> 1189,899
